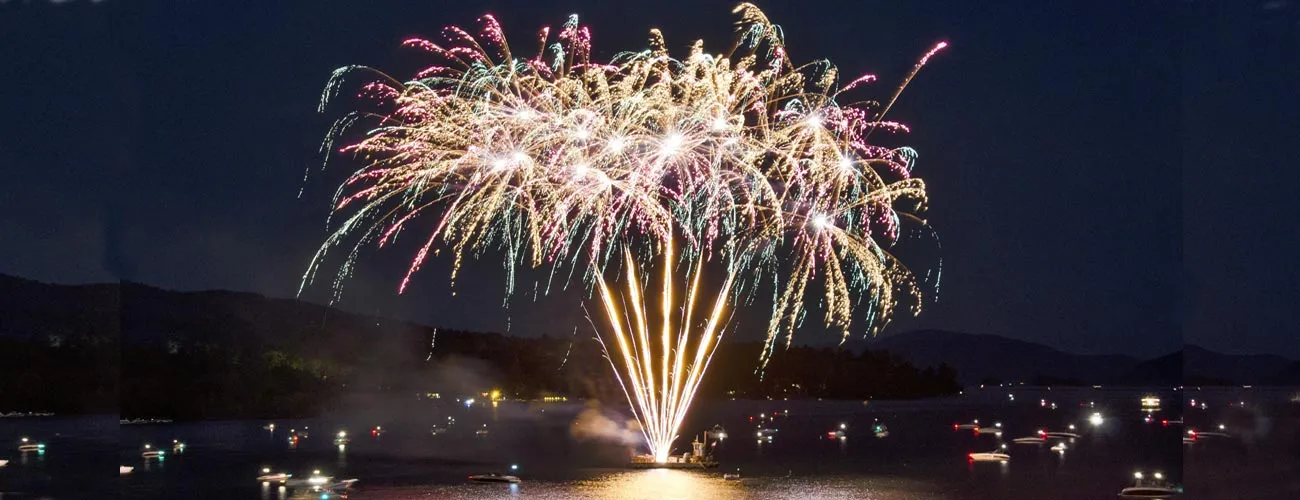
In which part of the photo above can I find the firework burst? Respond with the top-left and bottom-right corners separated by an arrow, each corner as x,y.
305,3 -> 944,462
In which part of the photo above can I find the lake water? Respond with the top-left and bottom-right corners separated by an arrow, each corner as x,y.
1,388 -> 1297,499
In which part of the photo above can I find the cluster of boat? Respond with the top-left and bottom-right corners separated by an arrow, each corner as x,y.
256,468 -> 359,495
955,415 -> 1188,497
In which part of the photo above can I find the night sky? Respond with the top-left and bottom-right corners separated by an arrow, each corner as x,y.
2,0 -> 1296,357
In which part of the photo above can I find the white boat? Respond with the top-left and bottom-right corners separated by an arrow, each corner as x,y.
468,473 -> 521,484
119,466 -> 133,475
1050,442 -> 1067,452
141,444 -> 163,458
0,459 -> 8,467
969,444 -> 1010,462
257,468 -> 291,483
286,471 -> 332,488
1182,437 -> 1195,444
1120,472 -> 1181,497
873,423 -> 889,438
1120,486 -> 1181,498
969,451 -> 1011,462
1045,431 -> 1081,439
430,426 -> 448,436
975,427 -> 1003,435
18,438 -> 44,452
1013,437 -> 1045,444
953,420 -> 980,430
723,472 -> 742,480
323,478 -> 359,491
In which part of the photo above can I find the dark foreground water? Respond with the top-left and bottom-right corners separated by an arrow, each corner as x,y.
2,388 -> 1298,499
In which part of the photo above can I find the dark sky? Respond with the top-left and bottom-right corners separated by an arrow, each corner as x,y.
1,0 -> 1296,358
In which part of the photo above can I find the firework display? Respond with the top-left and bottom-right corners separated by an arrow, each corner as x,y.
306,3 -> 944,462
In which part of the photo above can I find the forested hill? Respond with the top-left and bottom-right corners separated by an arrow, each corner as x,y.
1,275 -> 960,419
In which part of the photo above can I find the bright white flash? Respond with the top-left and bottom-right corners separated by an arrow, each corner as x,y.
662,133 -> 684,154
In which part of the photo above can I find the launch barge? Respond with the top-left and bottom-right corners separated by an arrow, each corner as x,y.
628,437 -> 719,469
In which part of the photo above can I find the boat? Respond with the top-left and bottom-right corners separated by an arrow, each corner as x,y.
873,423 -> 889,438
1182,437 -> 1195,444
475,425 -> 490,436
171,440 -> 187,453
975,426 -> 1003,435
430,426 -> 448,436
119,466 -> 133,475
286,470 -> 332,488
1120,472 -> 1181,498
629,437 -> 719,469
323,478 -> 359,491
334,431 -> 350,445
1193,426 -> 1230,438
1013,437 -> 1045,444
468,473 -> 521,484
257,468 -> 291,483
953,420 -> 980,430
630,453 -> 719,469
969,444 -> 1010,462
141,444 -> 163,458
0,459 -> 7,467
1045,431 -> 1081,439
723,472 -> 742,480
710,424 -> 728,440
17,437 -> 44,452
1050,442 -> 1067,452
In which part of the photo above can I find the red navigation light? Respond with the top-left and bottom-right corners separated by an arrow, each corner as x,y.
953,424 -> 959,430
1161,420 -> 1168,426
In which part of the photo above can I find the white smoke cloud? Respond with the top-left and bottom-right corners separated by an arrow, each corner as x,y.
570,402 -> 641,447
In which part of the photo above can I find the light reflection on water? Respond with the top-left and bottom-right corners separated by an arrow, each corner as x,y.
360,471 -> 943,500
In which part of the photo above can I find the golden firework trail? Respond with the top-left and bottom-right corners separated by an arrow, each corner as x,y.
304,3 -> 945,461
594,242 -> 733,462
